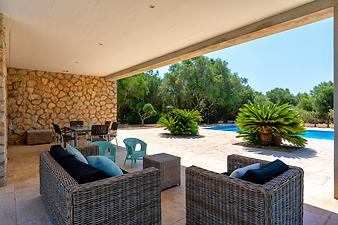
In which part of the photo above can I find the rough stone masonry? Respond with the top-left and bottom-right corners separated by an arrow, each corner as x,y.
7,68 -> 117,144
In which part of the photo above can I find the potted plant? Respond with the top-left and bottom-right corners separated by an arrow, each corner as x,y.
236,102 -> 307,147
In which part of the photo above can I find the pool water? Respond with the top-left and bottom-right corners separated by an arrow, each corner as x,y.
206,124 -> 334,140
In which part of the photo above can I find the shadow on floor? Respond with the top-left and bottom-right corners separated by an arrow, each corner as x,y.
159,133 -> 205,139
304,203 -> 338,225
3,145 -> 338,225
240,145 -> 317,159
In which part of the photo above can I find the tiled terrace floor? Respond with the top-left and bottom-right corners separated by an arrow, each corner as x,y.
0,126 -> 338,225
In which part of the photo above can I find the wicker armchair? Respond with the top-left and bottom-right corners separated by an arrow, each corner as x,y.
186,154 -> 304,225
40,145 -> 161,225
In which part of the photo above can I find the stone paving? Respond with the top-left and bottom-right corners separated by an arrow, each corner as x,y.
0,126 -> 337,224
123,128 -> 335,204
117,127 -> 338,224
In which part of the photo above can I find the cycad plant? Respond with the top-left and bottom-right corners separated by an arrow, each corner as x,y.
158,109 -> 202,135
236,102 -> 307,147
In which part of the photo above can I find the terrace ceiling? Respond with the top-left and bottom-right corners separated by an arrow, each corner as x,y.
0,0 -> 327,79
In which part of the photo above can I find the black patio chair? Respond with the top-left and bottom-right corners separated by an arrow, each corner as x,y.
90,124 -> 109,142
109,122 -> 119,149
51,123 -> 74,147
70,120 -> 87,137
70,121 -> 84,127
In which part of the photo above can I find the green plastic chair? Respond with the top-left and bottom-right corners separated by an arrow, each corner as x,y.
123,138 -> 147,166
91,141 -> 116,162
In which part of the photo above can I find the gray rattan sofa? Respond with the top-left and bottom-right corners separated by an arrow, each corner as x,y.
186,154 -> 304,225
40,145 -> 161,225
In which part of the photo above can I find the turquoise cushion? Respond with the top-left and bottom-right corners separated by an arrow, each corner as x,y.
66,144 -> 88,164
87,156 -> 123,177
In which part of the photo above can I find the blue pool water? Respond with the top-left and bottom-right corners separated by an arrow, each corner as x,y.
206,124 -> 334,140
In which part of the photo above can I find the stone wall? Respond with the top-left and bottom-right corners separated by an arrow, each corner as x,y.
7,68 -> 117,144
0,13 -> 8,186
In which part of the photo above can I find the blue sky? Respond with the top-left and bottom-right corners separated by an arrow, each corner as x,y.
156,18 -> 333,94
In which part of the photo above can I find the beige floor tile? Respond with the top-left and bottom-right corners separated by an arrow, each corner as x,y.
15,194 -> 48,225
304,204 -> 331,218
161,201 -> 186,225
325,218 -> 338,225
0,183 -> 14,196
172,218 -> 186,225
0,189 -> 16,225
17,216 -> 52,225
304,210 -> 328,225
329,211 -> 338,220
0,127 -> 338,224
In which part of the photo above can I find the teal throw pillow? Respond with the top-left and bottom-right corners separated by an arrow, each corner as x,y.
66,144 -> 88,164
87,156 -> 123,177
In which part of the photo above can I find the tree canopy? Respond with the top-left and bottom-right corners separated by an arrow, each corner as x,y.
117,56 -> 333,125
312,81 -> 334,115
266,88 -> 297,105
117,72 -> 161,124
297,93 -> 315,112
159,57 -> 254,121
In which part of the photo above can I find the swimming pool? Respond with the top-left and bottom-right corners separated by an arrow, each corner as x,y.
206,124 -> 334,140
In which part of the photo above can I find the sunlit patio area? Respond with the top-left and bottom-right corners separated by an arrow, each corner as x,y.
0,127 -> 337,225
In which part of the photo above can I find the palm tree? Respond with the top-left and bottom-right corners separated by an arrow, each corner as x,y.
236,102 -> 307,147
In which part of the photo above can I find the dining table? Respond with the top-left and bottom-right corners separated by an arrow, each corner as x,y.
68,126 -> 91,147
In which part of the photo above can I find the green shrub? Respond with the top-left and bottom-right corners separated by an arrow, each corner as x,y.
297,109 -> 320,124
329,109 -> 334,124
236,103 -> 307,147
144,114 -> 160,124
158,109 -> 202,135
127,111 -> 141,124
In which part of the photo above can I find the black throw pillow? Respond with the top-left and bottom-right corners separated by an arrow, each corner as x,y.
61,156 -> 110,184
241,159 -> 289,184
50,145 -> 73,164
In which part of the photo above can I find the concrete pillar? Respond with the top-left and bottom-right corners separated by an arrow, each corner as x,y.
334,3 -> 338,199
0,13 -> 7,186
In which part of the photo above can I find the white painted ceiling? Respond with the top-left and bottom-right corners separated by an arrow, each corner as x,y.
0,0 -> 313,76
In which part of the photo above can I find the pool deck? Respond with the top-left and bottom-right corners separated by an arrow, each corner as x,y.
305,127 -> 334,131
0,126 -> 337,225
117,127 -> 337,213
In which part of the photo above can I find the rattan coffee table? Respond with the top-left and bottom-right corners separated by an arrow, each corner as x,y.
143,153 -> 181,191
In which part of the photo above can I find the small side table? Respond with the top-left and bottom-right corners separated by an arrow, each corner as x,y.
143,153 -> 181,191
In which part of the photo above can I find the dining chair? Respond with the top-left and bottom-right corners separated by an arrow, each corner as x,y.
69,121 -> 87,138
123,138 -> 147,166
70,121 -> 84,127
109,122 -> 119,149
90,124 -> 109,142
51,123 -> 74,147
91,141 -> 116,162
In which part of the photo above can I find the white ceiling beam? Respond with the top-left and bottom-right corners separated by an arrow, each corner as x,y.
106,0 -> 334,81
